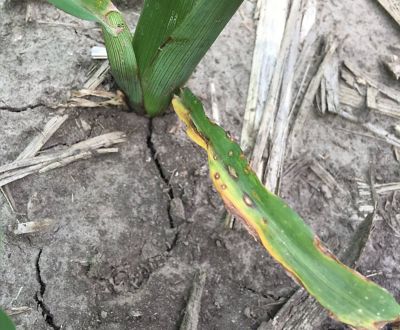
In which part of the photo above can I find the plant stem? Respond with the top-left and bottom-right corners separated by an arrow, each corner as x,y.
102,11 -> 143,112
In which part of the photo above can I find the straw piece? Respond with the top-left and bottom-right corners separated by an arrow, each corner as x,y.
263,0 -> 303,192
0,132 -> 126,187
240,0 -> 290,155
375,0 -> 400,26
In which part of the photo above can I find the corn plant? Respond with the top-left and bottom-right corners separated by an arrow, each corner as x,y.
47,0 -> 243,116
39,1 -> 400,329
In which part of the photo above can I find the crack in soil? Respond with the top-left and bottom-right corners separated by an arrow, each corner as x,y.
0,103 -> 45,112
242,284 -> 288,302
34,249 -> 61,330
146,118 -> 175,229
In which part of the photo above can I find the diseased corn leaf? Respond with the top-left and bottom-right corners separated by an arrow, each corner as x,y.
47,0 -> 119,35
133,0 -> 244,117
172,88 -> 400,330
0,309 -> 15,330
102,12 -> 143,110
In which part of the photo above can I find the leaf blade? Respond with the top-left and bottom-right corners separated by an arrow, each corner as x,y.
172,88 -> 400,330
132,0 -> 197,74
0,309 -> 16,330
134,0 -> 244,116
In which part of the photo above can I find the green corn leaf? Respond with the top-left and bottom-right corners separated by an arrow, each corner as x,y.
0,309 -> 15,330
133,0 -> 197,75
172,88 -> 400,330
47,0 -> 120,35
102,11 -> 143,110
133,0 -> 244,117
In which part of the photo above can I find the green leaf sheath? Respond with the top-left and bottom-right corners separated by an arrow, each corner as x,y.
133,0 -> 244,117
0,309 -> 15,330
47,0 -> 119,35
172,88 -> 400,330
101,11 -> 143,111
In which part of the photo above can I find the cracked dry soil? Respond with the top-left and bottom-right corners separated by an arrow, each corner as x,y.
1,0 -> 400,330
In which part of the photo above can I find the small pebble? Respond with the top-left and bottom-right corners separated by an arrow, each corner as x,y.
130,311 -> 142,318
244,306 -> 252,319
320,185 -> 332,200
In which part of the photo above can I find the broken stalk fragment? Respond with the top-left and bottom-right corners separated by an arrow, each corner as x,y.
172,88 -> 400,330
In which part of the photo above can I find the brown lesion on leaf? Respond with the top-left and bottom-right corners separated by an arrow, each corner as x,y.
252,191 -> 261,202
157,35 -> 189,54
243,166 -> 250,175
372,317 -> 400,330
104,1 -> 120,15
227,165 -> 238,179
243,193 -> 254,207
226,131 -> 237,143
243,164 -> 255,176
383,317 -> 400,329
283,266 -> 307,290
346,267 -> 375,284
103,11 -> 127,36
313,237 -> 375,285
151,35 -> 189,67
220,195 -> 259,242
313,237 -> 341,263
159,36 -> 173,51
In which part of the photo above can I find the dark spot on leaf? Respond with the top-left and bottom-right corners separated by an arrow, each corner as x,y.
228,166 -> 238,179
243,193 -> 254,207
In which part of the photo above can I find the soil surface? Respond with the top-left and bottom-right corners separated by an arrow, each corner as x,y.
0,0 -> 399,330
